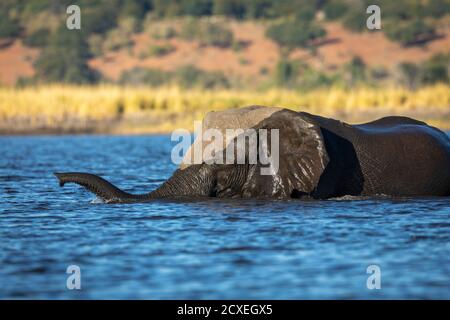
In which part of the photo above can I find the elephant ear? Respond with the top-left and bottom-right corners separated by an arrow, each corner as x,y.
242,109 -> 329,198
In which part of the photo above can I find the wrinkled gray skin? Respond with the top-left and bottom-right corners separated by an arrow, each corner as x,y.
55,109 -> 450,202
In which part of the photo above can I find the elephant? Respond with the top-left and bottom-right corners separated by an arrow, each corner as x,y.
55,106 -> 450,202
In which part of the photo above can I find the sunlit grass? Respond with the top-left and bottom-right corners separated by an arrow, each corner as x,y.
0,84 -> 449,133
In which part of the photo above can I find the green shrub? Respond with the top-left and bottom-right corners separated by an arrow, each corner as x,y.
266,0 -> 315,19
342,8 -> 366,32
147,43 -> 176,57
152,0 -> 183,17
274,58 -> 339,89
19,0 -> 50,13
119,67 -> 172,86
119,0 -> 153,20
398,62 -> 420,89
182,0 -> 213,17
102,18 -> 138,52
294,7 -> 315,23
239,57 -> 250,65
423,0 -> 450,18
82,5 -> 118,35
149,25 -> 177,40
384,19 -> 436,46
370,66 -> 390,81
231,40 -> 248,52
397,55 -> 449,88
23,28 -> 49,48
175,65 -> 229,89
323,0 -> 348,20
266,20 -> 326,49
376,0 -> 416,21
87,34 -> 104,56
119,65 -> 230,89
213,0 -> 246,19
181,20 -> 234,48
0,11 -> 20,38
201,23 -> 233,47
244,0 -> 272,19
421,55 -> 449,85
34,27 -> 99,84
275,59 -> 296,86
344,56 -> 366,85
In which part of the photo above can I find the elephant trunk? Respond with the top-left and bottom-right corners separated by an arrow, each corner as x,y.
54,165 -> 216,203
54,172 -> 142,202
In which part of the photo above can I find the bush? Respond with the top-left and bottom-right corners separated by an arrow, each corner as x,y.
398,62 -> 420,89
119,67 -> 172,86
0,11 -> 20,38
175,65 -> 230,88
182,0 -> 213,17
342,8 -> 366,32
82,5 -> 119,35
274,58 -> 338,89
266,0 -> 315,19
344,56 -> 366,85
384,20 -> 436,46
244,0 -> 272,19
102,17 -> 138,52
152,0 -> 183,17
323,0 -> 348,20
275,59 -> 296,85
376,0 -> 416,21
397,55 -> 449,88
294,7 -> 315,22
119,65 -> 230,89
146,43 -> 176,57
23,28 -> 49,48
421,55 -> 449,85
149,25 -> 177,40
423,0 -> 450,18
180,20 -> 234,48
213,0 -> 246,19
370,66 -> 390,81
266,20 -> 326,49
119,0 -> 153,21
34,27 -> 99,84
87,34 -> 104,56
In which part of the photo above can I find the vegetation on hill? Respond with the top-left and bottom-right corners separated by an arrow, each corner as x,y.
33,26 -> 100,84
0,0 -> 449,88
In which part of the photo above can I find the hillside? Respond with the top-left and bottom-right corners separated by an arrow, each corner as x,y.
0,19 -> 448,86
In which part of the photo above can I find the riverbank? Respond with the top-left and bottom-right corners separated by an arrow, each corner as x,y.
1,85 -> 449,134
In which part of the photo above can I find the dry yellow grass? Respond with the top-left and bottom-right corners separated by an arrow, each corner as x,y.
0,84 -> 449,134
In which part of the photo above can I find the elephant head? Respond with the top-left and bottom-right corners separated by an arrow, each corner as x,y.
55,108 -> 330,202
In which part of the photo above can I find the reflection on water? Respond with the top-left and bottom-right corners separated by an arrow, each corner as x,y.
0,135 -> 449,299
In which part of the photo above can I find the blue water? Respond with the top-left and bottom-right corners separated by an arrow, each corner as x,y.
1,135 -> 449,299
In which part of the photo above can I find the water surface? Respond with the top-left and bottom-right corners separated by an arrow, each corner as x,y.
1,135 -> 449,299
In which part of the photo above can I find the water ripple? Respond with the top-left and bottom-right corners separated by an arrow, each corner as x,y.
0,135 -> 449,299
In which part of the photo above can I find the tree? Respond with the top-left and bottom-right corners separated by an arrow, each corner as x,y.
323,0 -> 348,20
345,56 -> 366,86
266,20 -> 326,50
34,27 -> 99,83
384,19 -> 436,46
0,11 -> 20,38
275,59 -> 296,86
23,29 -> 49,48
213,0 -> 246,19
182,0 -> 213,16
342,8 -> 366,32
398,62 -> 420,89
421,55 -> 449,85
